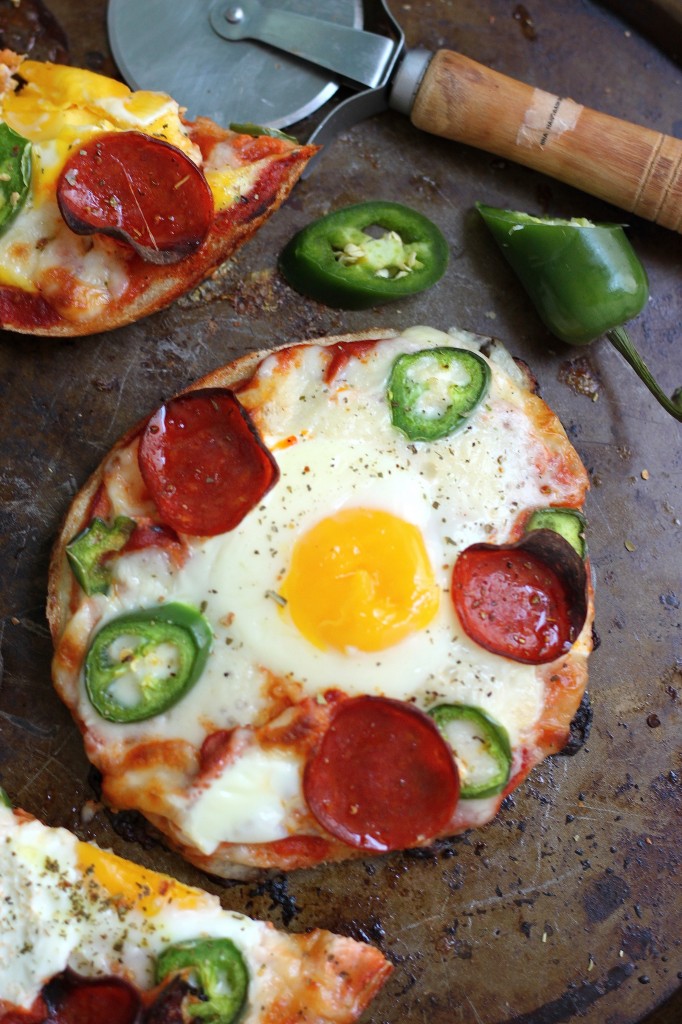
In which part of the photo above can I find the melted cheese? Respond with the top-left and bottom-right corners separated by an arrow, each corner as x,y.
54,327 -> 590,857
181,744 -> 303,850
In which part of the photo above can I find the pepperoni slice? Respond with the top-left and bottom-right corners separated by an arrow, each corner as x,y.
138,388 -> 279,537
41,969 -> 141,1024
303,696 -> 459,852
0,1011 -> 45,1024
57,131 -> 213,265
451,537 -> 581,664
0,1004 -> 47,1024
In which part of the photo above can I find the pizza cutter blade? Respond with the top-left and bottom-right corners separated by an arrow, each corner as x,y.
107,0 -> 366,129
108,0 -> 682,232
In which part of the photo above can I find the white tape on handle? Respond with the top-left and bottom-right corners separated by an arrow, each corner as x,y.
516,90 -> 583,148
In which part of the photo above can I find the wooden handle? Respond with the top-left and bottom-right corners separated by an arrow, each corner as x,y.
410,49 -> 682,231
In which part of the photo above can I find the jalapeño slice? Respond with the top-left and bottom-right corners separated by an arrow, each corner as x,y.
66,516 -> 136,596
85,603 -> 212,723
229,121 -> 298,142
155,937 -> 249,1024
0,122 -> 31,236
526,507 -> 587,558
428,704 -> 512,799
387,346 -> 490,441
279,201 -> 448,309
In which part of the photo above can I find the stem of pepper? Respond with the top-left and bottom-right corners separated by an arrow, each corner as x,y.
606,326 -> 682,422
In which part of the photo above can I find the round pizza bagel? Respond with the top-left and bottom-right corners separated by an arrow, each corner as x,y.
0,52 -> 316,336
48,326 -> 594,877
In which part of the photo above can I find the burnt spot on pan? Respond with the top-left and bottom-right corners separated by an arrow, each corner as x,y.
620,924 -> 659,962
345,915 -> 387,950
405,834 -> 468,864
248,874 -> 299,926
582,871 -> 631,925
500,961 -> 635,1023
106,808 -> 165,851
650,770 -> 682,809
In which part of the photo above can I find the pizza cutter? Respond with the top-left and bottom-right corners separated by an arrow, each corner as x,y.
107,0 -> 682,231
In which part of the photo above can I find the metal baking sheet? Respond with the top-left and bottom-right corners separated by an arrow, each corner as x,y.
0,2 -> 680,1022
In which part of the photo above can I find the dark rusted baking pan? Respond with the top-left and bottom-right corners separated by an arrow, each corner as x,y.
0,2 -> 680,1022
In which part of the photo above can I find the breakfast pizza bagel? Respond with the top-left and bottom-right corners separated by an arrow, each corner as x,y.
0,803 -> 391,1023
48,325 -> 594,878
0,51 -> 316,336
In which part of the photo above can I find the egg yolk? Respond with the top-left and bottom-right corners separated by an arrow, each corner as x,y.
281,508 -> 440,652
1,59 -> 198,202
76,842 -> 202,917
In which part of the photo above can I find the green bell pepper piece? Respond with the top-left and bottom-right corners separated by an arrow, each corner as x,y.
476,203 -> 682,421
66,516 -> 136,596
0,123 -> 31,236
280,201 -> 448,309
428,704 -> 512,799
387,346 -> 490,441
85,603 -> 212,723
526,507 -> 587,559
156,937 -> 248,1024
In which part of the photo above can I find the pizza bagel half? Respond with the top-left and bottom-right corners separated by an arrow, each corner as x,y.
0,804 -> 392,1021
0,52 -> 317,336
48,326 -> 593,877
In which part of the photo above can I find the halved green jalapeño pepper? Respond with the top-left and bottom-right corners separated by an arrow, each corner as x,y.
85,603 -> 212,723
526,507 -> 587,559
66,516 -> 136,596
428,704 -> 511,799
477,204 -> 682,422
155,937 -> 248,1024
387,346 -> 490,441
279,201 -> 448,309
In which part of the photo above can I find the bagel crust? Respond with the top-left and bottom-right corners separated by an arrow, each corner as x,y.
48,326 -> 593,877
0,56 -> 317,336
